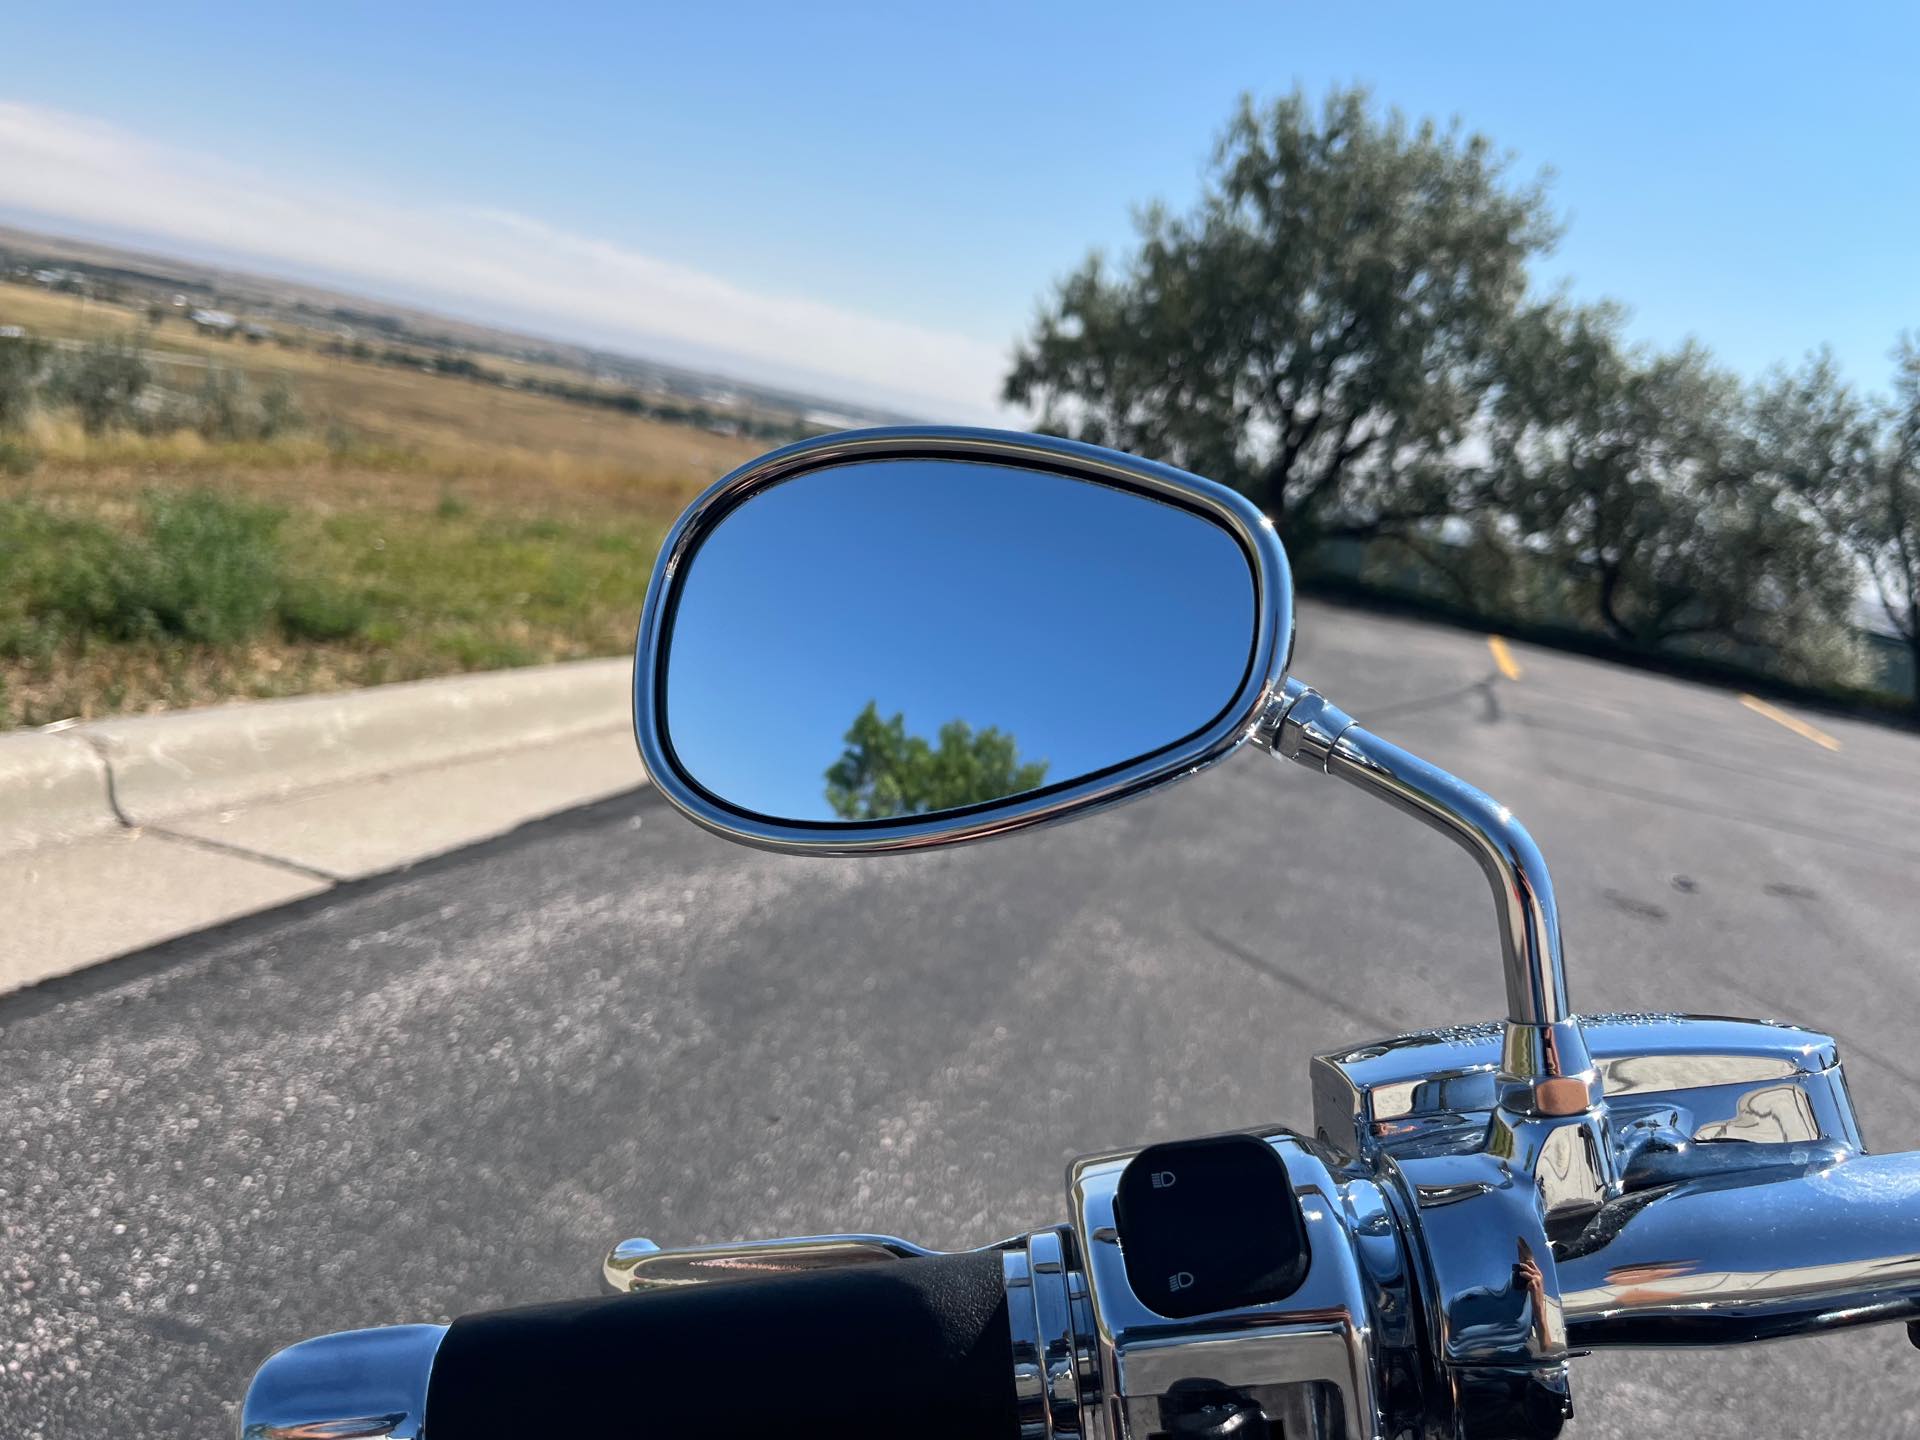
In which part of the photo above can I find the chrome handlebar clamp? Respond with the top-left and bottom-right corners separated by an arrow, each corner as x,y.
1002,1228 -> 1098,1440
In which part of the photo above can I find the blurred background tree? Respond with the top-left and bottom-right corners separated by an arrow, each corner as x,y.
1877,343 -> 1920,702
1005,87 -> 1552,560
1489,305 -> 1858,680
1753,343 -> 1920,708
1007,85 -> 1900,702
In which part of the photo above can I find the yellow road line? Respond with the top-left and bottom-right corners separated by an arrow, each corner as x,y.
1487,635 -> 1523,681
1739,694 -> 1841,751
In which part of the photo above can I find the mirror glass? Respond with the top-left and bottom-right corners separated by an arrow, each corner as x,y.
662,457 -> 1257,824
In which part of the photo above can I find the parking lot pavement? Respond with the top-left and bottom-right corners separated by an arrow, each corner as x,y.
4,598 -> 1918,1437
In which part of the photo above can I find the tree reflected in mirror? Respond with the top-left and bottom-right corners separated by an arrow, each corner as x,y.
824,700 -> 1049,820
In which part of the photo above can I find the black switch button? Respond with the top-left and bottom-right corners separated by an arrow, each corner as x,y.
1113,1133 -> 1310,1318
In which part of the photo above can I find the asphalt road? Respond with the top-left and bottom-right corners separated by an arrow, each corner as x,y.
6,599 -> 1920,1439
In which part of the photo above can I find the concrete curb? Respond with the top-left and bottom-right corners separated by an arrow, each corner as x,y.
0,657 -> 634,856
0,733 -> 111,854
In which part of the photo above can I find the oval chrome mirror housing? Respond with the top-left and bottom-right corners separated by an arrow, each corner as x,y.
634,428 -> 1293,852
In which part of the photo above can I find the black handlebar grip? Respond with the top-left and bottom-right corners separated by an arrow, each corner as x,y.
424,1249 -> 1019,1440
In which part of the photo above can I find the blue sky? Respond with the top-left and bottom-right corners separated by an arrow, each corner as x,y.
3,2 -> 1916,419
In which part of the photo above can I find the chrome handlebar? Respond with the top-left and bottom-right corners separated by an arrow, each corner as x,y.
245,1026 -> 1920,1440
585,1015 -> 1920,1440
241,681 -> 1920,1440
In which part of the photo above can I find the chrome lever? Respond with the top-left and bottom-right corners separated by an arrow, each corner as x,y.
602,1232 -> 935,1293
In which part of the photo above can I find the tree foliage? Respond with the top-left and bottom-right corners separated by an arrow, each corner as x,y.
1489,306 -> 1857,677
1883,341 -> 1920,649
1005,88 -> 1554,554
824,701 -> 1049,821
1752,342 -> 1920,700
1003,87 -> 1889,696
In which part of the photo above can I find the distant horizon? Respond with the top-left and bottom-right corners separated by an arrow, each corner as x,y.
5,4 -> 1919,424
0,212 -> 925,425
0,96 -> 1006,423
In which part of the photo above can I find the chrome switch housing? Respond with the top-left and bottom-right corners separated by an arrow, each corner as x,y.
1067,1133 -> 1420,1440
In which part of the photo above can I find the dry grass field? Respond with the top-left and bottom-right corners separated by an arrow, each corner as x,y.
0,281 -> 765,728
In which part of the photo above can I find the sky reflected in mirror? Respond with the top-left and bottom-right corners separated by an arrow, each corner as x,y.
664,458 -> 1256,822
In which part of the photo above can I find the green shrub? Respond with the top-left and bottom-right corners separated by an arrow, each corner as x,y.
1,491 -> 377,656
278,579 -> 373,641
0,501 -> 125,656
0,437 -> 38,475
135,385 -> 202,435
3,492 -> 281,647
0,334 -> 48,430
437,628 -> 536,669
50,335 -> 151,435
185,367 -> 305,442
138,491 -> 286,642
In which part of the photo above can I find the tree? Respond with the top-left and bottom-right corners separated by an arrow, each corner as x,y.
1490,306 -> 1857,679
1752,343 -> 1920,706
824,701 -> 1049,821
1004,87 -> 1555,560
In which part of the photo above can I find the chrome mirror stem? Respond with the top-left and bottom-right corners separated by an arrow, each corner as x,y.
1259,679 -> 1599,1119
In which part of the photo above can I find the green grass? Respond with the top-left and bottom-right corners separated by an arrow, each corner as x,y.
0,306 -> 756,728
0,488 -> 666,728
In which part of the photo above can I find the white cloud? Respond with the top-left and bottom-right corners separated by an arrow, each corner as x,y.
0,101 -> 1012,420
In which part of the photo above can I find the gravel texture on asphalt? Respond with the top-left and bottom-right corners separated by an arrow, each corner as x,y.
6,600 -> 1919,1438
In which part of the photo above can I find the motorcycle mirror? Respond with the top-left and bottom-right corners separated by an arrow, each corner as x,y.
633,428 -> 1294,852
